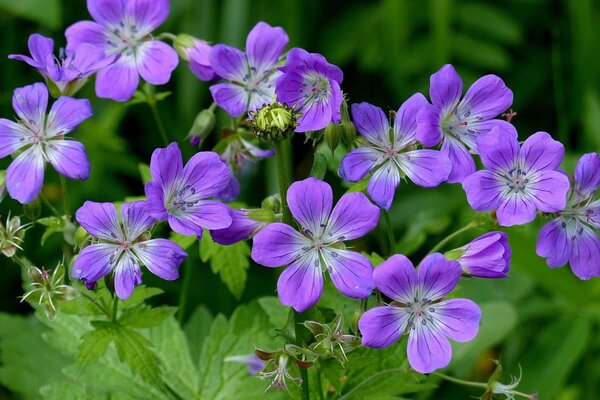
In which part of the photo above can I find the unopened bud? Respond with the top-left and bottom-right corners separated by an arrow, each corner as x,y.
341,120 -> 357,146
173,34 -> 197,61
188,109 -> 216,146
63,220 -> 77,246
74,226 -> 90,248
246,209 -> 276,223
324,122 -> 342,152
0,170 -> 6,203
261,194 -> 282,214
250,102 -> 298,142
1,215 -> 28,257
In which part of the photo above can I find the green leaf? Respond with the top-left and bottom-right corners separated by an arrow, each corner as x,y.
0,0 -> 61,29
168,231 -> 198,250
37,216 -> 65,246
184,305 -> 213,366
310,151 -> 328,179
200,233 -> 250,299
121,285 -> 164,308
77,322 -> 115,367
138,163 -> 152,184
112,325 -> 164,387
118,305 -> 176,328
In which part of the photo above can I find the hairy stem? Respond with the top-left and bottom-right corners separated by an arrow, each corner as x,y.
112,295 -> 119,323
273,140 -> 293,225
40,194 -> 62,219
381,210 -> 396,255
59,175 -> 70,218
428,222 -> 477,254
433,372 -> 487,389
149,102 -> 170,146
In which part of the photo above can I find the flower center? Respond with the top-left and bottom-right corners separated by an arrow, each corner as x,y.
106,23 -> 147,56
502,166 -> 529,193
168,184 -> 200,214
301,73 -> 330,105
405,297 -> 436,329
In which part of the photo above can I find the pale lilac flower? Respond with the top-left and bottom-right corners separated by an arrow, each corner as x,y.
144,142 -> 233,238
276,48 -> 343,132
537,153 -> 600,279
209,22 -> 288,117
358,253 -> 481,374
210,209 -> 266,245
251,178 -> 380,312
224,354 -> 265,375
462,126 -> 570,226
9,34 -> 113,96
72,201 -> 187,299
186,39 -> 217,81
0,83 -> 92,204
65,0 -> 179,101
416,64 -> 513,183
338,96 -> 451,210
453,232 -> 511,278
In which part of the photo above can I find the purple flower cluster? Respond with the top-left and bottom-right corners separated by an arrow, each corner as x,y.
537,153 -> 600,279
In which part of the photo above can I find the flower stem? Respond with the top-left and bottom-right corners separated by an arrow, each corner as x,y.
149,102 -> 170,146
177,261 -> 193,324
428,222 -> 477,254
433,372 -> 487,389
59,175 -> 70,218
273,140 -> 293,225
293,311 -> 310,400
40,194 -> 62,219
381,210 -> 396,255
112,295 -> 119,323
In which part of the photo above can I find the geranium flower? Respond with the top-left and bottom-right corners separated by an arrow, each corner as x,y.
451,232 -> 511,278
144,142 -> 233,238
276,48 -> 343,132
209,22 -> 288,117
9,34 -> 112,96
338,96 -> 451,210
65,0 -> 179,101
416,64 -> 513,183
72,201 -> 187,299
537,153 -> 600,279
251,178 -> 380,312
358,253 -> 481,374
210,209 -> 266,245
462,125 -> 570,226
0,83 -> 92,203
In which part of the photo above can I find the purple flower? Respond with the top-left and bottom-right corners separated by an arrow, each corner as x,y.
251,178 -> 380,312
358,253 -> 481,374
209,22 -> 288,117
416,64 -> 514,183
453,232 -> 511,278
144,142 -> 233,238
210,209 -> 266,245
186,39 -> 217,81
72,201 -> 187,299
0,83 -> 92,204
462,126 -> 570,226
224,354 -> 265,375
537,153 -> 600,279
276,48 -> 343,132
65,0 -> 179,101
338,96 -> 451,210
9,34 -> 113,96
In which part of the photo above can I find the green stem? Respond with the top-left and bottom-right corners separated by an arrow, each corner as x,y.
157,32 -> 178,42
381,210 -> 396,255
433,372 -> 487,389
112,295 -> 119,323
12,255 -> 32,269
79,290 -> 111,317
293,312 -> 310,400
59,175 -> 70,218
177,261 -> 193,324
273,140 -> 293,225
40,194 -> 62,219
208,102 -> 218,113
149,102 -> 170,146
428,222 -> 477,254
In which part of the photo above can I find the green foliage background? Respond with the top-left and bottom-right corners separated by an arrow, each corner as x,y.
0,0 -> 600,399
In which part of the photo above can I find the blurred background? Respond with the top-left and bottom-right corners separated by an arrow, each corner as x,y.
1,0 -> 600,399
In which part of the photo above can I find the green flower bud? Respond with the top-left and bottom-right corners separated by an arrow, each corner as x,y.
246,209 -> 277,223
188,109 -> 216,146
173,33 -> 197,61
74,226 -> 91,248
62,220 -> 77,246
261,194 -> 282,214
444,248 -> 465,261
250,102 -> 297,142
341,120 -> 357,146
324,122 -> 343,152
0,170 -> 6,203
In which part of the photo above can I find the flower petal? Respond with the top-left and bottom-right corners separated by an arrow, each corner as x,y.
417,253 -> 461,301
399,149 -> 451,187
88,0 -> 125,27
126,0 -> 169,32
121,201 -> 155,240
570,226 -> 600,280
135,238 -> 187,280
574,152 -> 600,199
209,44 -> 247,82
351,102 -> 391,147
245,22 -> 288,75
0,119 -> 29,157
416,104 -> 442,147
367,162 -> 401,211
188,40 -> 216,81
496,192 -> 537,226
338,147 -> 383,182
181,151 -> 231,198
442,136 -> 476,184
137,40 -> 179,85
359,306 -> 409,348
46,96 -> 93,136
536,219 -> 572,268
429,64 -> 463,112
65,21 -> 108,54
323,249 -> 374,299
12,83 -> 48,131
76,201 -> 122,241
114,253 -> 143,300
459,232 -> 511,278
150,142 -> 183,192
475,124 -> 519,171
95,56 -> 139,101
72,243 -> 118,287
8,34 -> 54,70
209,83 -> 248,117
394,93 -> 428,146
373,254 -> 417,303
287,178 -> 333,237
295,92 -> 333,132
519,131 -> 564,174
168,200 -> 232,236
460,74 -> 512,119
527,170 -> 569,213
143,181 -> 167,220
6,146 -> 45,204
277,251 -> 323,312
325,192 -> 380,241
45,140 -> 90,180
462,170 -> 504,211
432,298 -> 481,342
251,223 -> 310,267
407,322 -> 452,374
210,209 -> 261,245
